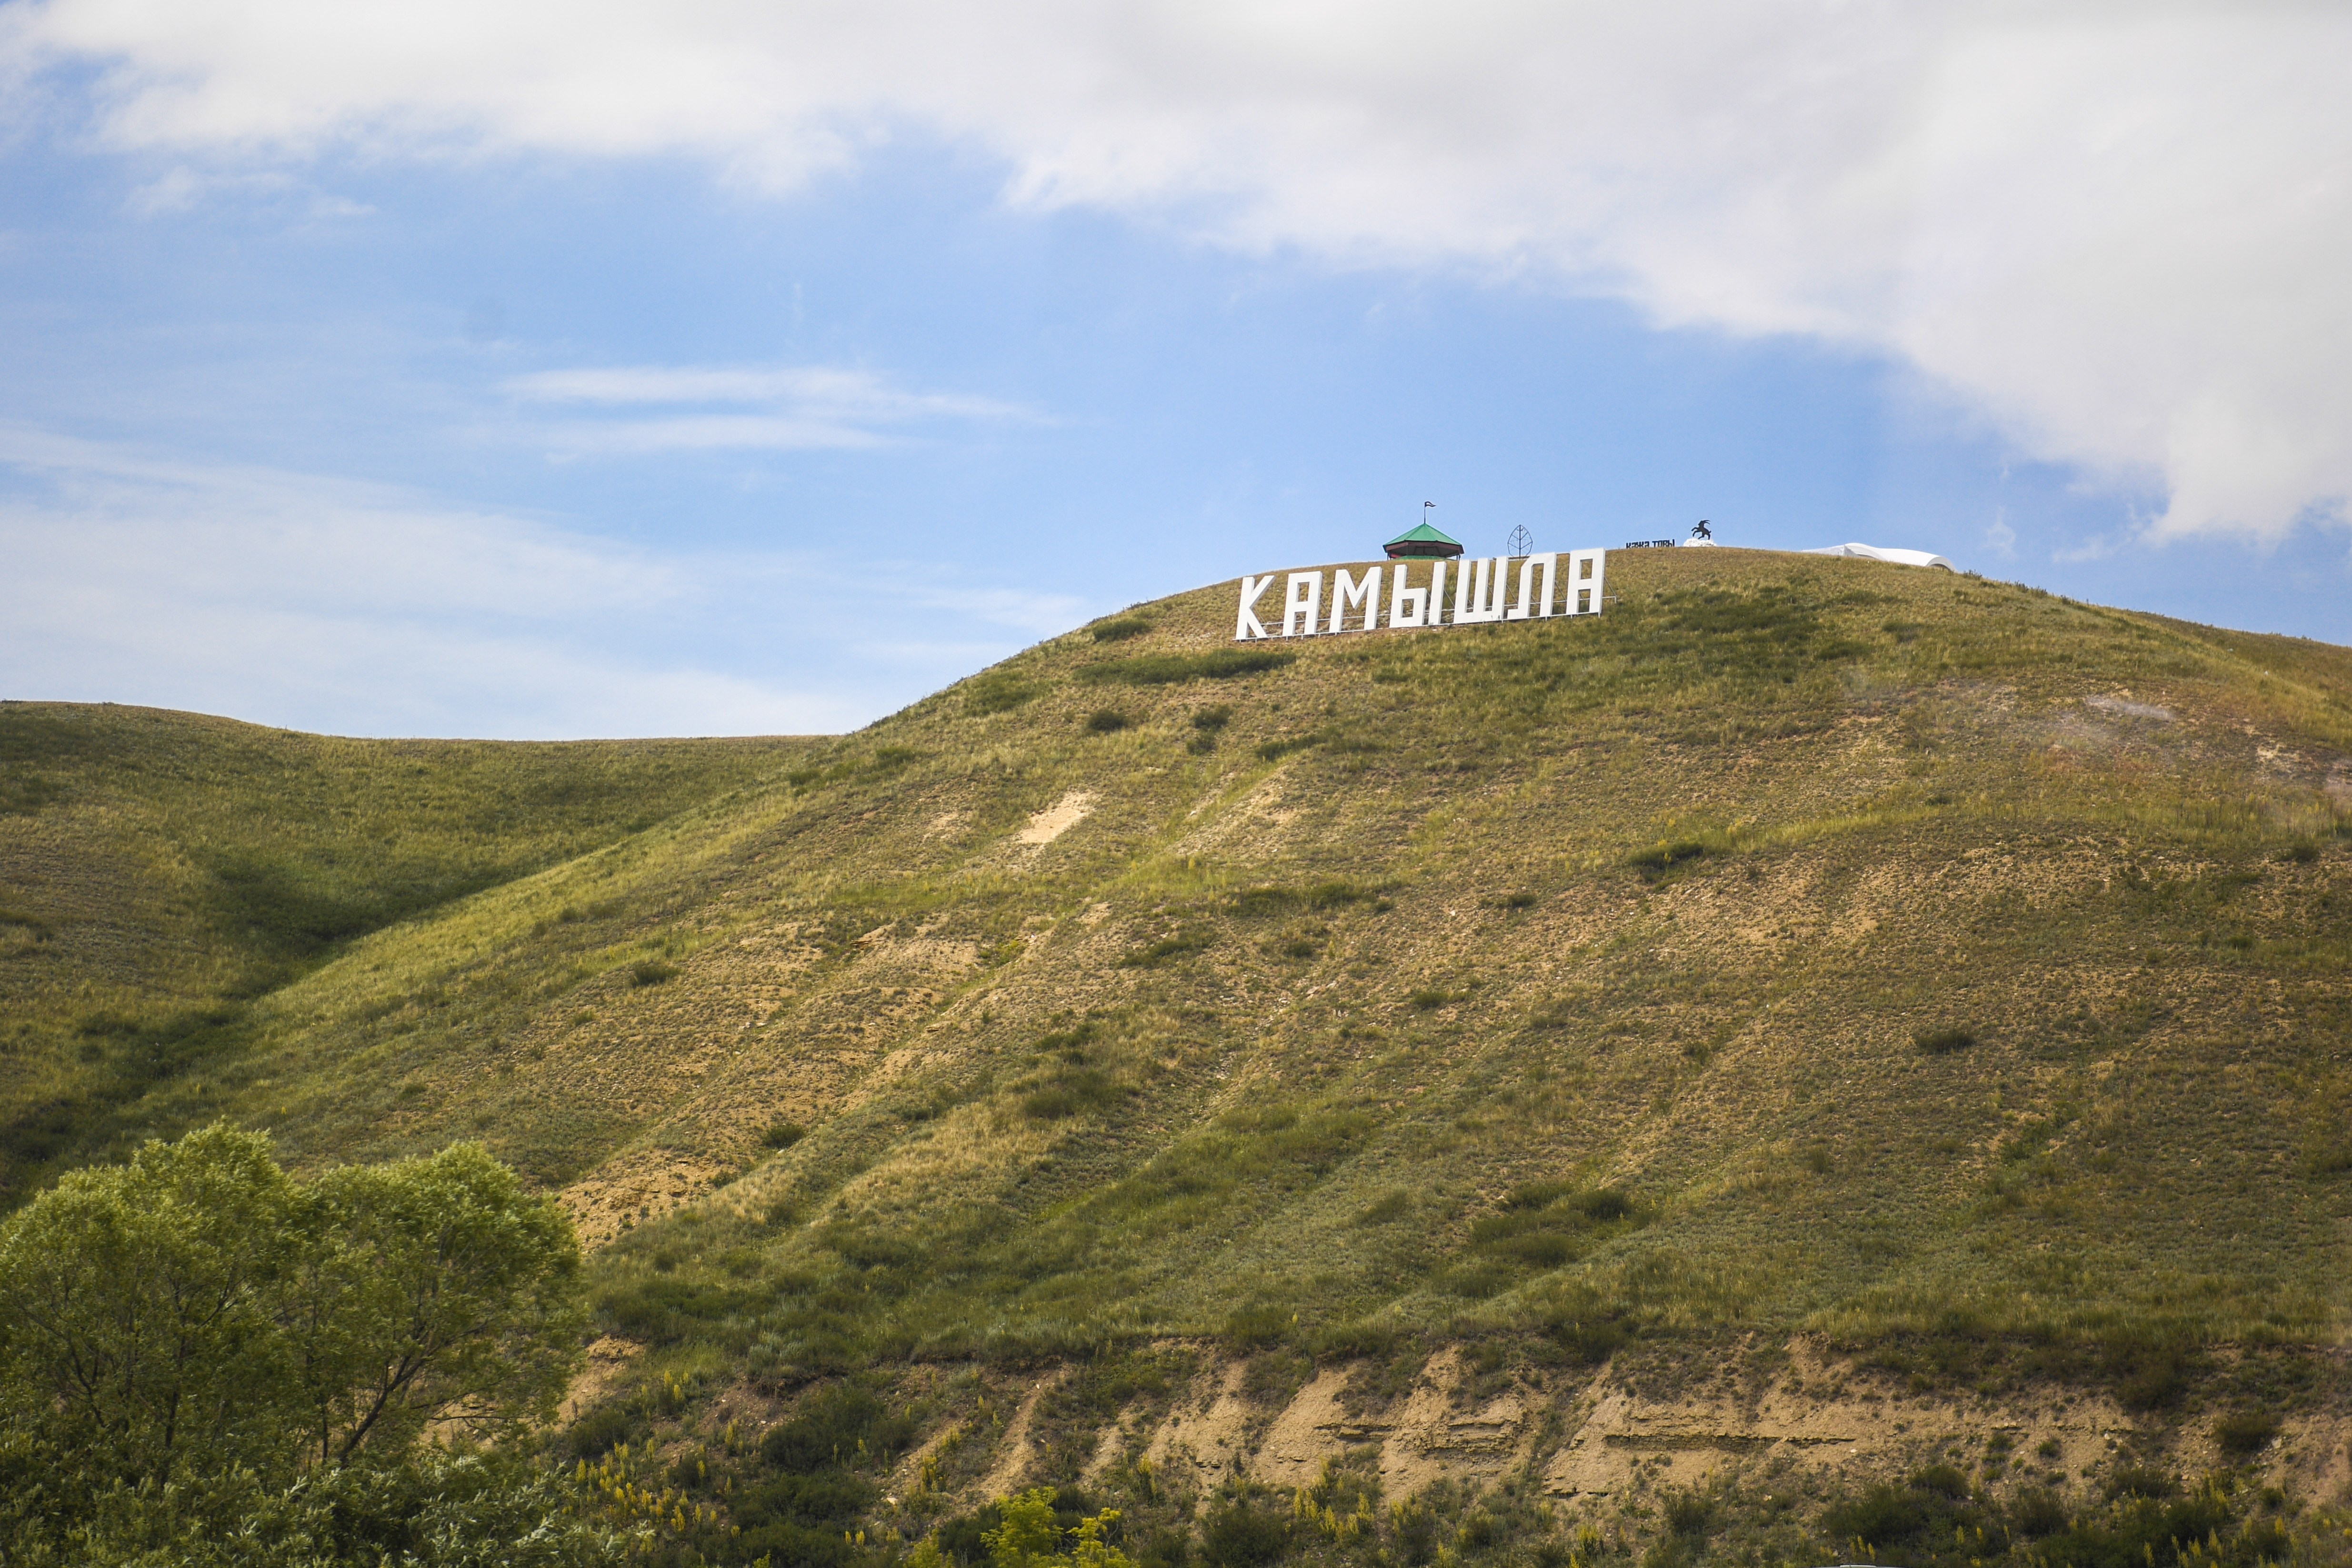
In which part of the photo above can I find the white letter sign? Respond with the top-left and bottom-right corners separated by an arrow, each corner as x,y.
1330,567 -> 1381,633
1509,553 -> 1558,619
1233,548 -> 1605,641
1567,549 -> 1605,615
1236,574 -> 1275,639
1455,557 -> 1506,624
1282,572 -> 1323,637
1389,563 -> 1428,627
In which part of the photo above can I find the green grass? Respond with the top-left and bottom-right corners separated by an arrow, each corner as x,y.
12,551 -> 2352,1548
0,703 -> 813,1198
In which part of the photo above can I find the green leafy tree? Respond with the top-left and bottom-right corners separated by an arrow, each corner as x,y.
0,1123 -> 603,1565
984,1488 -> 1136,1568
285,1142 -> 584,1462
0,1121 -> 298,1488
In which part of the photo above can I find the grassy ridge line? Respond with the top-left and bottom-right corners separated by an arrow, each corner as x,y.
0,702 -> 820,1198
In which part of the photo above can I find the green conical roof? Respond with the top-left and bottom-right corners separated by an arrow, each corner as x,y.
1383,521 -> 1462,548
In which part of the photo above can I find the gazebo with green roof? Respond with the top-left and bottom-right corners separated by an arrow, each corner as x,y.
1383,522 -> 1464,559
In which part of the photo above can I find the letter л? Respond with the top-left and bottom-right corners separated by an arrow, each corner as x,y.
1509,553 -> 1559,619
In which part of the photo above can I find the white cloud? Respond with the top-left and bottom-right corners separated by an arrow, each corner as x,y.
9,1 -> 2349,539
0,426 -> 1079,736
1985,510 -> 2017,560
501,363 -> 1038,454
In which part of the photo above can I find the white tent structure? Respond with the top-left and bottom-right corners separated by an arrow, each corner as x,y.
1803,542 -> 1955,571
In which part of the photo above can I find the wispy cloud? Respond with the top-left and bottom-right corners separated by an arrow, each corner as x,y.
1984,509 -> 2016,560
0,426 -> 1079,736
13,1 -> 2348,539
501,362 -> 1040,455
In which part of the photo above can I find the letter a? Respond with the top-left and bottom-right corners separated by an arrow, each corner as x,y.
1567,549 -> 1606,615
1235,574 -> 1275,640
1283,572 -> 1324,637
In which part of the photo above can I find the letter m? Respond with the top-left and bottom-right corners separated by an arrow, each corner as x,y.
1329,566 -> 1381,633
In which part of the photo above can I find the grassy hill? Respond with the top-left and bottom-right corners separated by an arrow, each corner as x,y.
8,546 -> 2352,1567
0,708 -> 815,1201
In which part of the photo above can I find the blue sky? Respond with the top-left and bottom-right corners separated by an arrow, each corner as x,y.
3,4 -> 2347,737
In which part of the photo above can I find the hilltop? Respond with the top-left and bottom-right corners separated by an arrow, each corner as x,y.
5,546 -> 2351,1566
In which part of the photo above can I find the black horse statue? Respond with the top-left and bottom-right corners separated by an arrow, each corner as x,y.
1690,519 -> 1713,541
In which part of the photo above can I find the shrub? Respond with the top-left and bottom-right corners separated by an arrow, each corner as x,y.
1223,1305 -> 1292,1347
2104,1467 -> 2180,1501
772,1385 -> 911,1471
966,673 -> 1041,715
1230,882 -> 1377,919
1663,1492 -> 1713,1538
761,1121 -> 808,1150
1080,649 -> 1296,686
2011,1488 -> 2069,1538
1914,1025 -> 1975,1054
2109,1338 -> 2196,1410
1084,709 -> 1132,734
2243,1519 -> 2292,1560
1458,1513 -> 1506,1551
2215,1410 -> 2281,1456
1391,1499 -> 1438,1567
1821,1483 -> 1928,1547
566,1401 -> 638,1458
1911,1464 -> 1972,1500
1408,988 -> 1451,1010
1502,1179 -> 1574,1209
1628,839 -> 1709,874
1035,1023 -> 1098,1055
1191,705 -> 1233,730
630,959 -> 678,986
0,908 -> 53,941
1502,891 -> 1538,909
1021,1068 -> 1121,1120
1574,1187 -> 1636,1221
1091,617 -> 1152,643
1545,1313 -> 1628,1365
1121,928 -> 1213,968
1203,1503 -> 1289,1568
